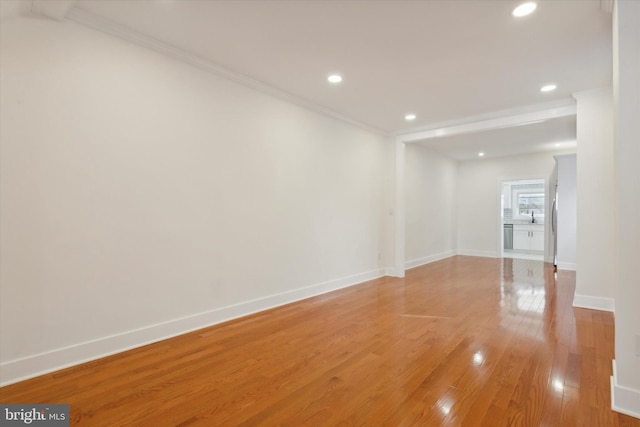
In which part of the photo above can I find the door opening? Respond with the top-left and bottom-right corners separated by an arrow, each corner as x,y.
501,179 -> 545,261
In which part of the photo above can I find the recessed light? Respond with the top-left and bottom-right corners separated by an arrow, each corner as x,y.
512,2 -> 537,17
540,84 -> 557,92
478,152 -> 485,157
405,114 -> 417,121
555,143 -> 561,147
327,74 -> 342,84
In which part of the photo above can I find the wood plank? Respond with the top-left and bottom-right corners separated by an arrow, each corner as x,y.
1,256 -> 638,426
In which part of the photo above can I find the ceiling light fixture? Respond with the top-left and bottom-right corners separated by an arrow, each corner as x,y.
327,74 -> 343,84
540,84 -> 557,92
405,114 -> 417,121
512,2 -> 537,17
478,152 -> 485,157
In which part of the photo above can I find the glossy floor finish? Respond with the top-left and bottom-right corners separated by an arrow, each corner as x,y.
502,251 -> 544,261
2,256 -> 639,426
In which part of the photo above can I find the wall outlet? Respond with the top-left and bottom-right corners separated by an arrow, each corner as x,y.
636,334 -> 640,357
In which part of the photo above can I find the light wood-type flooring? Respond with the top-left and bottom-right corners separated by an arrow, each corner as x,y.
2,256 -> 639,426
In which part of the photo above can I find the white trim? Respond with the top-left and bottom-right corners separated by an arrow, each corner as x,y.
64,7 -> 386,137
554,153 -> 578,160
394,98 -> 576,137
387,266 -> 406,278
382,267 -> 397,276
31,0 -> 77,21
394,99 -> 576,143
573,294 -> 615,312
611,360 -> 640,419
405,250 -> 456,269
0,268 -> 385,386
456,249 -> 500,258
572,87 -> 613,101
392,104 -> 578,279
497,176 -> 548,262
392,138 -> 406,278
557,262 -> 577,271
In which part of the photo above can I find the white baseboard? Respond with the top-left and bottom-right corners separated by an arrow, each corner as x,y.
405,250 -> 456,270
573,294 -> 615,312
0,268 -> 385,386
611,360 -> 640,419
456,249 -> 499,258
557,261 -> 577,271
383,267 -> 401,277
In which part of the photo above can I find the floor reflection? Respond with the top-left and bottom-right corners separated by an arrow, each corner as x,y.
472,351 -> 485,366
499,258 -> 550,337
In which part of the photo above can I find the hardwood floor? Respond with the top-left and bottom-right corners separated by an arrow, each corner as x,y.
2,256 -> 639,426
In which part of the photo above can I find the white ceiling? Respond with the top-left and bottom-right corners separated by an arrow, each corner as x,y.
68,0 -> 611,133
0,0 -> 29,21
416,115 -> 577,161
6,0 -> 611,156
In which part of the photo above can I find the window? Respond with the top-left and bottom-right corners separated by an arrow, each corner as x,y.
518,193 -> 544,216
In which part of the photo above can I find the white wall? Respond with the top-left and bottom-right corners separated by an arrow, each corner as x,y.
404,144 -> 457,268
0,17 -> 390,384
555,154 -> 577,270
0,0 -> 27,22
573,89 -> 616,311
612,0 -> 640,417
379,140 -> 397,273
456,151 -> 565,258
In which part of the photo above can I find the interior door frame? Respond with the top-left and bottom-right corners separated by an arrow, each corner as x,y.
497,177 -> 548,260
391,100 -> 576,277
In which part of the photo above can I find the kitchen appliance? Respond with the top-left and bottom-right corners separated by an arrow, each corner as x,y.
504,224 -> 513,250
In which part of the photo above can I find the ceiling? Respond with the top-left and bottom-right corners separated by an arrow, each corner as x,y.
416,115 -> 577,161
4,0 -> 612,156
0,0 -> 29,21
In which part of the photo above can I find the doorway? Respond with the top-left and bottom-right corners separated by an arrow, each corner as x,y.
501,179 -> 545,261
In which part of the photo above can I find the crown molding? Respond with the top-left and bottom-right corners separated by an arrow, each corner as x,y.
64,7 -> 388,137
394,98 -> 577,143
53,6 -> 588,141
31,0 -> 77,21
